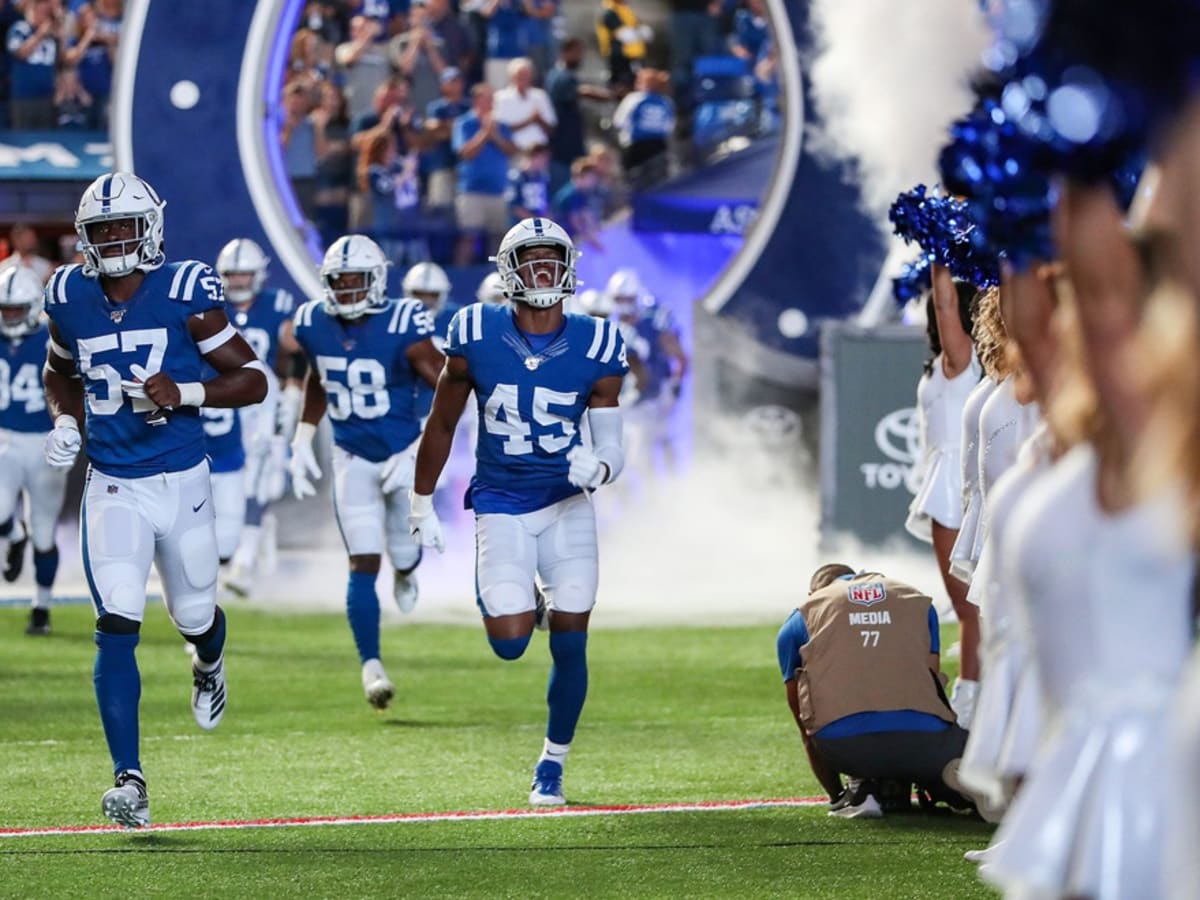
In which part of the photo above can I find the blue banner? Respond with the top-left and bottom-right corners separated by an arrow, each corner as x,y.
0,131 -> 111,181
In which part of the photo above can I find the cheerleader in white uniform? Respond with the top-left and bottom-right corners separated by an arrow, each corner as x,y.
905,265 -> 982,703
948,375 -> 997,584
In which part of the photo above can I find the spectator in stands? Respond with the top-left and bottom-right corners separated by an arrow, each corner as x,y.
586,141 -> 624,219
390,0 -> 448,114
729,0 -> 768,62
505,143 -> 551,223
289,18 -> 334,82
427,0 -> 473,78
312,80 -> 354,244
65,0 -> 120,131
422,66 -> 469,209
612,68 -> 674,180
494,56 -> 556,151
553,157 -> 603,251
479,0 -> 526,90
596,0 -> 648,92
360,127 -> 426,265
334,14 -> 390,125
54,62 -> 91,129
520,0 -> 556,85
667,0 -> 720,109
350,76 -> 425,228
0,223 -> 53,283
545,36 -> 610,195
281,79 -> 321,220
355,0 -> 406,39
7,0 -> 61,129
451,83 -> 516,263
777,563 -> 971,817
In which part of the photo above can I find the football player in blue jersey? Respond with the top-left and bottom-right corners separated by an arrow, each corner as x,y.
409,217 -> 628,806
289,235 -> 444,710
40,172 -> 270,828
0,266 -> 69,636
213,238 -> 300,597
476,271 -> 508,305
199,363 -> 248,566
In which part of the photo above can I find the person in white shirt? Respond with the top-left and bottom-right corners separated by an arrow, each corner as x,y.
494,57 -> 557,151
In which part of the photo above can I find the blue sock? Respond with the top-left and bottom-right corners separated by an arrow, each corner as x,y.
243,498 -> 266,528
488,634 -> 531,660
546,631 -> 588,745
190,606 -> 226,664
346,571 -> 380,663
94,631 -> 141,775
33,547 -> 59,588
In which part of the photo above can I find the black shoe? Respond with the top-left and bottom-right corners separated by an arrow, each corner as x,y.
4,526 -> 27,582
25,607 -> 50,636
828,780 -> 883,818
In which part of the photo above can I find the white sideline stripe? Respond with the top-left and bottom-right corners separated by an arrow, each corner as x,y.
0,797 -> 826,839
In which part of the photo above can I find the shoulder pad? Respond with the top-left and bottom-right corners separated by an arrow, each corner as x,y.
164,260 -> 224,304
293,299 -> 324,330
584,316 -> 622,365
45,263 -> 84,308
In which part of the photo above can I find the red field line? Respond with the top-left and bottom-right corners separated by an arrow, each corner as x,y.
0,796 -> 826,838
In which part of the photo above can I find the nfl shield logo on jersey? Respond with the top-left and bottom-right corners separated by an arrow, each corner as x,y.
110,309 -> 127,324
847,582 -> 886,607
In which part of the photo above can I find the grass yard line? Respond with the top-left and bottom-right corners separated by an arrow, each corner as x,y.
0,797 -> 827,839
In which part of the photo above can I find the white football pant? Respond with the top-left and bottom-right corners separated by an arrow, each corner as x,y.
0,429 -> 69,550
331,446 -> 420,569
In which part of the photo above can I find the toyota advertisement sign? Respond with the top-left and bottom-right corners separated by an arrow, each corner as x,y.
818,323 -> 928,548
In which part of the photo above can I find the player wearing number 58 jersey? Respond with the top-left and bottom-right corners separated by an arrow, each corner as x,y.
0,266 -> 69,637
290,235 -> 444,712
410,217 -> 627,807
41,172 -> 269,829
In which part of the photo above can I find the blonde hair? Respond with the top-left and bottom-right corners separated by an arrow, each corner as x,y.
972,286 -> 1011,380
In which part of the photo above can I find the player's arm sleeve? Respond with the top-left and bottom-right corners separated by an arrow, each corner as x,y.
927,605 -> 940,654
599,321 -> 630,379
776,611 -> 807,682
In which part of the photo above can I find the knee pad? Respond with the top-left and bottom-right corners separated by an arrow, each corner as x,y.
488,634 -> 531,661
96,613 -> 141,635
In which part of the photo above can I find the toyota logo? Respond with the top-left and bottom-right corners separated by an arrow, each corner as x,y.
874,408 -> 920,465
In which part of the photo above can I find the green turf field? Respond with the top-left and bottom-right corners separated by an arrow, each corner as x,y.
0,604 -> 995,898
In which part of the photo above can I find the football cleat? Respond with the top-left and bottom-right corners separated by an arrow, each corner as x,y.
25,607 -> 50,636
393,570 -> 418,614
361,658 -> 394,710
102,770 -> 150,829
4,520 -> 27,582
191,654 -> 227,730
529,759 -> 566,806
828,780 -> 883,819
223,564 -> 253,599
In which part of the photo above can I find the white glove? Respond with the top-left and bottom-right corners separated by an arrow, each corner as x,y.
44,415 -> 81,468
408,491 -> 445,553
255,434 -> 290,505
566,445 -> 606,490
379,438 -> 420,495
288,422 -> 322,500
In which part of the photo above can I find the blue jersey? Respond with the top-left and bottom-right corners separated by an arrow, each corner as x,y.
445,303 -> 628,515
414,301 -> 461,421
293,297 -> 434,463
0,324 -> 51,434
229,288 -> 295,370
45,261 -> 225,477
200,364 -> 245,474
623,306 -> 678,401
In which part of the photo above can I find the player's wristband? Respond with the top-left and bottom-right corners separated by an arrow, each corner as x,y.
53,414 -> 79,432
293,421 -> 317,448
176,382 -> 206,407
410,492 -> 435,518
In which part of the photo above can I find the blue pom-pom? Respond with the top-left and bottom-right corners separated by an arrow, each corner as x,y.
892,254 -> 931,306
888,185 -> 1000,287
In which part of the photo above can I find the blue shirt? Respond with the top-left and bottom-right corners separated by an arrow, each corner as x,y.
229,288 -> 296,370
0,325 -> 51,433
445,303 -> 628,515
732,9 -> 769,61
486,0 -> 527,59
453,113 -> 515,195
620,306 -> 678,401
505,166 -> 550,221
413,301 -> 461,421
45,261 -> 225,478
775,599 -> 947,739
201,360 -> 245,474
7,20 -> 57,99
292,297 -> 434,463
552,182 -> 594,224
423,97 -> 470,174
625,94 -> 675,144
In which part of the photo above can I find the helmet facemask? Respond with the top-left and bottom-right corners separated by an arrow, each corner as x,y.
501,244 -> 576,309
78,214 -> 159,278
322,269 -> 383,319
0,302 -> 37,339
220,271 -> 261,305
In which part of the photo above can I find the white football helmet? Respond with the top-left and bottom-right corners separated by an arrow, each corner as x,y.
320,235 -> 390,319
492,217 -> 579,309
216,238 -> 270,305
606,268 -> 643,317
576,288 -> 613,319
75,172 -> 166,278
401,262 -> 450,311
476,271 -> 507,305
0,265 -> 44,339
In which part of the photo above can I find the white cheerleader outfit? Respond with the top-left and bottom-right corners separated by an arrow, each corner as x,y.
950,377 -> 999,582
1166,646 -> 1200,899
905,350 -> 982,542
983,445 -> 1194,900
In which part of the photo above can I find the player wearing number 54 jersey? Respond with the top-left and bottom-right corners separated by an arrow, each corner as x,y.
410,217 -> 627,806
290,235 -> 444,712
41,172 -> 269,829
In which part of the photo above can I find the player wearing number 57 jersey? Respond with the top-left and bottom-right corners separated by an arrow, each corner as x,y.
0,266 -> 69,637
290,235 -> 444,712
41,172 -> 269,829
410,217 -> 627,807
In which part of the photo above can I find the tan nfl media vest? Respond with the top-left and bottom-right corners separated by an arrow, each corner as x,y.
794,574 -> 955,734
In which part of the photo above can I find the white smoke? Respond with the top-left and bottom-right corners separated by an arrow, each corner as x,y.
805,0 -> 993,224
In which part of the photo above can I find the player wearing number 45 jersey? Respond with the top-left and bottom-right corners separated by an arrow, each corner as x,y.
42,172 -> 269,829
0,265 -> 69,636
411,217 -> 627,806
290,235 -> 443,711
